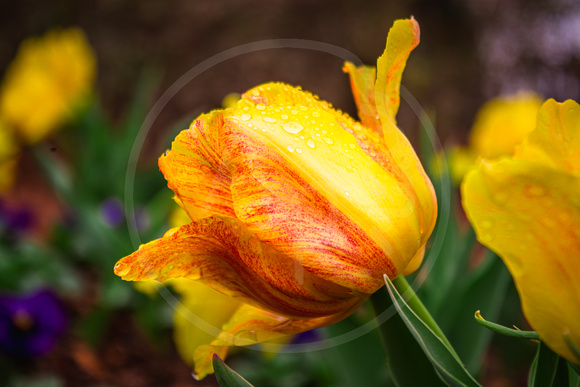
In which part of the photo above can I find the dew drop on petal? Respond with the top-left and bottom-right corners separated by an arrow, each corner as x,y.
240,113 -> 251,121
481,220 -> 493,229
281,114 -> 289,120
296,148 -> 302,154
287,144 -> 295,152
256,104 -> 266,110
263,116 -> 277,123
281,122 -> 304,134
307,138 -> 315,148
322,137 -> 333,144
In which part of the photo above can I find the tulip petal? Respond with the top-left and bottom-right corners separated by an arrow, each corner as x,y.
160,112 -> 236,220
342,63 -> 382,134
193,300 -> 362,380
462,159 -> 580,364
374,17 -> 437,256
516,99 -> 580,175
170,278 -> 243,367
375,17 -> 420,126
115,216 -> 361,318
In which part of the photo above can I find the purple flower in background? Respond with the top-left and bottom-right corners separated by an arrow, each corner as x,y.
100,197 -> 124,227
0,289 -> 67,358
0,199 -> 34,237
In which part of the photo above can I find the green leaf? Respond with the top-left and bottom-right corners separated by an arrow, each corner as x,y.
445,252 -> 511,375
213,354 -> 254,387
384,275 -> 481,387
564,332 -> 580,364
474,311 -> 539,340
323,304 -> 390,386
370,286 -> 447,387
529,342 -> 559,387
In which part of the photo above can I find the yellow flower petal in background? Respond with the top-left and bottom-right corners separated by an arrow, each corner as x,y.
462,99 -> 580,364
0,28 -> 96,144
470,92 -> 542,159
116,18 -> 437,378
448,92 -> 542,183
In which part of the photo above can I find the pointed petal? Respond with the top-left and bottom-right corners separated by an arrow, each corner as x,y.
342,63 -> 381,134
516,99 -> 580,175
193,300 -> 363,379
114,216 -> 361,318
374,17 -> 437,256
375,17 -> 420,125
462,159 -> 580,364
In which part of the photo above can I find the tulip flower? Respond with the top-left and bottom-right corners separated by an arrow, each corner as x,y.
115,17 -> 437,379
448,92 -> 542,183
0,28 -> 95,144
462,99 -> 580,364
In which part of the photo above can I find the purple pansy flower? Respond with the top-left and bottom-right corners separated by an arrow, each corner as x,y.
0,289 -> 67,358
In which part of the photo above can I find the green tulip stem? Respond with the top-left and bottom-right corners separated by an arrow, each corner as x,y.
392,275 -> 457,356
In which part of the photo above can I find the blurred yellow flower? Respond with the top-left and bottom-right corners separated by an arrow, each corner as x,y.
448,92 -> 542,183
117,18 -> 437,379
0,28 -> 96,144
462,99 -> 580,364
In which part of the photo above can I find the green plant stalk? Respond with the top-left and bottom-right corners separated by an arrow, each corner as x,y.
370,280 -> 446,387
392,275 -> 457,356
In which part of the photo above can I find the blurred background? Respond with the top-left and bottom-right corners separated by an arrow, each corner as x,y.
1,0 -> 579,386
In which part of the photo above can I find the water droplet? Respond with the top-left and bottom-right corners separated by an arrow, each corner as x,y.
481,220 -> 493,229
291,109 -> 298,115
243,106 -> 249,111
296,148 -> 303,154
345,191 -> 350,196
281,122 -> 304,134
263,116 -> 277,123
240,113 -> 251,121
322,137 -> 333,144
256,103 -> 266,110
349,143 -> 356,149
299,105 -> 307,111
322,129 -> 328,134
287,144 -> 295,152
307,139 -> 315,148
315,133 -> 320,137
312,111 -> 321,117
481,233 -> 494,242
281,114 -> 289,120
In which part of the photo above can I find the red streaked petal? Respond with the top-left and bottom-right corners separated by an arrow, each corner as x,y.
159,112 -> 235,220
114,216 -> 362,319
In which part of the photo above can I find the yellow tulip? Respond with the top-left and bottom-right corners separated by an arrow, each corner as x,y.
116,17 -> 437,379
462,99 -> 580,364
448,92 -> 542,183
0,28 -> 96,144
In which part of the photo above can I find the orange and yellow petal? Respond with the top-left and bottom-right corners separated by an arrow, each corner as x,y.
115,216 -> 361,319
462,160 -> 580,364
193,299 -> 363,379
160,112 -> 236,220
